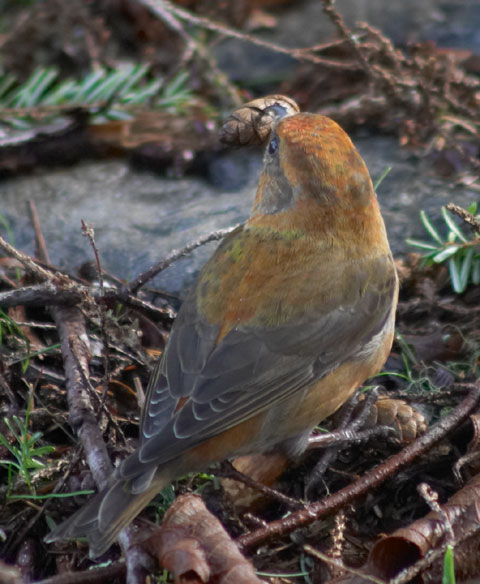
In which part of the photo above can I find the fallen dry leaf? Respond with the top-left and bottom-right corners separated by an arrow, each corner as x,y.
145,494 -> 264,584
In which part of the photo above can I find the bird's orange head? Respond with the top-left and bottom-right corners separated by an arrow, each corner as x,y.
252,113 -> 375,216
248,112 -> 388,253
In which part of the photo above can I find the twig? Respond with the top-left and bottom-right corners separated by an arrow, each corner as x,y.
237,381 -> 480,551
51,303 -> 144,582
329,509 -> 348,578
69,340 -> 127,444
127,226 -> 238,294
319,0 -> 373,77
138,0 -> 243,106
0,233 -> 57,282
3,226 -> 238,306
81,221 -> 104,293
417,482 -> 455,542
52,305 -> 109,486
320,2 -> 408,107
144,0 -> 195,60
446,202 -> 480,235
35,560 -> 126,584
139,0 -> 360,71
304,545 -> 386,584
0,283 -> 83,307
81,220 -> 112,408
0,372 -> 19,417
0,281 -> 174,324
27,200 -> 50,264
218,461 -> 304,510
9,320 -> 57,330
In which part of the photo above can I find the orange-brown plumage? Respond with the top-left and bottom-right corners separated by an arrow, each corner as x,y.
46,100 -> 398,558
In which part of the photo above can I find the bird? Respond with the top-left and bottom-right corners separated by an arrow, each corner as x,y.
46,97 -> 398,558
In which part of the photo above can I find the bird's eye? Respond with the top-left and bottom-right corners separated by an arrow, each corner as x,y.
268,135 -> 279,155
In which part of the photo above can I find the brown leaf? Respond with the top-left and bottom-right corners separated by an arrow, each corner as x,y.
334,470 -> 480,582
466,412 -> 480,453
145,494 -> 264,584
221,452 -> 289,510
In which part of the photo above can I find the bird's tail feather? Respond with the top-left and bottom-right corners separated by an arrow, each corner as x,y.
45,478 -> 164,558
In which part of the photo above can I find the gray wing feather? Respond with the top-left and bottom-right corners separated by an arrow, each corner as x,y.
121,255 -> 396,483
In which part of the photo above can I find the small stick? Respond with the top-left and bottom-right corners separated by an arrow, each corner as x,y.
446,202 -> 480,235
218,461 -> 304,510
140,0 -> 360,71
237,381 -> 480,551
27,199 -> 50,264
34,560 -> 126,584
127,226 -> 237,295
0,233 -> 57,282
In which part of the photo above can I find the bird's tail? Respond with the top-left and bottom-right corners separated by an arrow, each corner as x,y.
45,478 -> 163,558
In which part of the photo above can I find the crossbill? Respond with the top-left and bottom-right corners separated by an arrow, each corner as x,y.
46,97 -> 398,557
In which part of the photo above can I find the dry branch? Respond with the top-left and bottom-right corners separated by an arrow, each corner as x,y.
237,382 -> 480,551
334,466 -> 480,583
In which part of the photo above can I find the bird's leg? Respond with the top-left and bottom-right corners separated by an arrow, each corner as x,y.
305,387 -> 396,498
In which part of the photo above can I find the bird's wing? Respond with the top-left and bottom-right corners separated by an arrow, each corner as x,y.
120,250 -> 397,481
